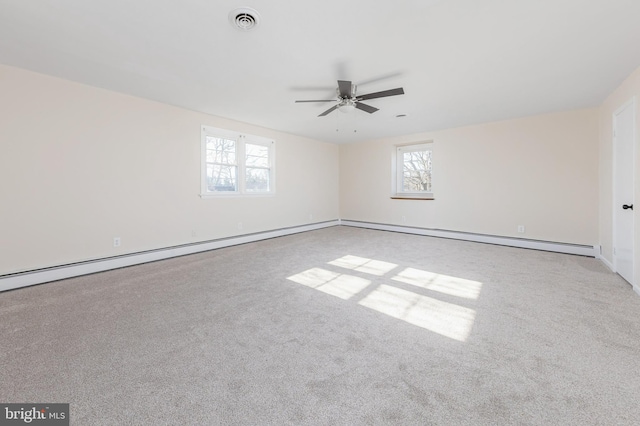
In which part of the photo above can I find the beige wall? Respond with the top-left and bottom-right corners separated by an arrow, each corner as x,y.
599,66 -> 640,282
4,62 -> 634,279
340,109 -> 600,246
0,65 -> 340,275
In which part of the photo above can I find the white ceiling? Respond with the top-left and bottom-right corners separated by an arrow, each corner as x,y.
1,0 -> 640,143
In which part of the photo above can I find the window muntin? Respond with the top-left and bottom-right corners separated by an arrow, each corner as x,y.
201,126 -> 274,197
395,142 -> 433,198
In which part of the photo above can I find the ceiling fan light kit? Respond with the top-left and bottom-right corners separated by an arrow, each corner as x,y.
295,80 -> 405,117
338,99 -> 356,113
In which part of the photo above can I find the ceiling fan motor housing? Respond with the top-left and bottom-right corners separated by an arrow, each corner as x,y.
337,84 -> 357,99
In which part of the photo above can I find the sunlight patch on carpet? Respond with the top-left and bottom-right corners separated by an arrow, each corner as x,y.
392,268 -> 482,300
287,267 -> 371,300
288,255 -> 479,341
358,284 -> 476,341
328,255 -> 398,276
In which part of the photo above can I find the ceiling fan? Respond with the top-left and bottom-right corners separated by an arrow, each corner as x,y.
295,80 -> 404,117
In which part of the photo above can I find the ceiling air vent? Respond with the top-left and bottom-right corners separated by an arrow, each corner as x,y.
229,7 -> 261,31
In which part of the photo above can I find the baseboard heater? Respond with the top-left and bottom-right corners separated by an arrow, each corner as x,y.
1,219 -> 601,293
340,220 -> 600,257
0,220 -> 339,293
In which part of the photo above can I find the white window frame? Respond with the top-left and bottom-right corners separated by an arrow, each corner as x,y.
200,125 -> 275,198
392,142 -> 434,199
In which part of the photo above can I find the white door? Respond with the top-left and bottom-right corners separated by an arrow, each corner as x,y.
613,100 -> 635,285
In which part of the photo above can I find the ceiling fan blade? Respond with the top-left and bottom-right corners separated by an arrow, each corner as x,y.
337,80 -> 352,98
355,102 -> 379,114
295,100 -> 336,103
290,85 -> 335,92
357,71 -> 403,87
318,105 -> 339,117
357,87 -> 404,101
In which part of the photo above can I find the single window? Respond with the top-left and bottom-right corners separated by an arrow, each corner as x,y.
201,126 -> 275,197
394,142 -> 433,198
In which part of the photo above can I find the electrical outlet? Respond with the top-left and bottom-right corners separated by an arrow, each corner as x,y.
113,237 -> 121,247
309,213 -> 314,221
237,222 -> 243,230
191,230 -> 196,238
402,215 -> 406,223
517,225 -> 525,233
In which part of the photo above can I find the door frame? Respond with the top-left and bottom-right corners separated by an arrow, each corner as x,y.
612,97 -> 636,288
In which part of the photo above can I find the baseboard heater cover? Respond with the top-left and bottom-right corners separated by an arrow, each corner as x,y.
339,220 -> 599,257
0,219 -> 604,293
0,220 -> 339,293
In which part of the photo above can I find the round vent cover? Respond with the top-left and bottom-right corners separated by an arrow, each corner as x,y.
229,7 -> 261,31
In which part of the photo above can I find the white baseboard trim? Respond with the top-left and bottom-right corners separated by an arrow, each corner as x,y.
0,220 -> 339,293
339,220 -> 599,257
596,255 -> 638,296
597,254 -> 615,272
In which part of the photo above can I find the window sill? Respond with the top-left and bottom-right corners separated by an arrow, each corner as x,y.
200,193 -> 275,199
390,196 -> 435,200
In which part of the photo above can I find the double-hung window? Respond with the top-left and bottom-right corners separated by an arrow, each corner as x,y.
393,142 -> 433,199
201,126 -> 275,197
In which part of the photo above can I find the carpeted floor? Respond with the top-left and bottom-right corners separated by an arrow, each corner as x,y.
1,226 -> 639,425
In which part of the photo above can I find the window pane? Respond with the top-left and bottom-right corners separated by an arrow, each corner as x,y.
403,171 -> 432,192
403,150 -> 431,170
206,164 -> 237,192
246,143 -> 269,168
403,150 -> 432,192
206,136 -> 236,164
245,167 -> 269,192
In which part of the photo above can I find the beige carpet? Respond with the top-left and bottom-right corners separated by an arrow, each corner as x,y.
1,226 -> 639,425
